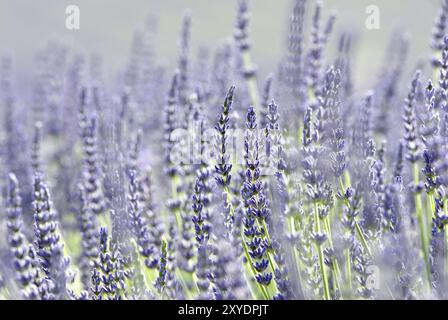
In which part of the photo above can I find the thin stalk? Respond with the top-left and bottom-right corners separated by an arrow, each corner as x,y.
323,215 -> 343,297
338,177 -> 346,199
242,237 -> 270,300
345,249 -> 352,290
429,192 -> 436,219
221,164 -> 269,299
338,175 -> 372,258
169,175 -> 197,297
252,210 -> 279,297
314,202 -> 330,300
175,270 -> 193,299
287,216 -> 304,290
170,175 -> 183,231
338,176 -> 397,298
224,179 -> 268,299
242,263 -> 265,300
413,163 -> 431,286
354,222 -> 372,258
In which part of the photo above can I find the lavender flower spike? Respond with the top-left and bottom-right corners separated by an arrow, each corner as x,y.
32,174 -> 70,299
6,173 -> 39,299
77,184 -> 99,291
215,86 -> 236,230
241,106 -> 276,296
127,169 -> 156,269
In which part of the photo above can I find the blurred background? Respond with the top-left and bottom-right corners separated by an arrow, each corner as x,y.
0,0 -> 442,91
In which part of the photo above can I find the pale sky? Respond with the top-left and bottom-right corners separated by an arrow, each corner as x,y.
0,0 -> 441,90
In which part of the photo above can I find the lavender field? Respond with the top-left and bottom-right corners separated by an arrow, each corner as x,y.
1,0 -> 448,300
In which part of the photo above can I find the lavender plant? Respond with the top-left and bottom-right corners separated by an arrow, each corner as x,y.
3,0 -> 448,301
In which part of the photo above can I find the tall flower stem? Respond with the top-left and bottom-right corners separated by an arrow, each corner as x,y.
322,216 -> 343,294
286,214 -> 304,289
313,202 -> 330,300
338,176 -> 372,257
171,175 -> 183,231
241,240 -> 270,300
345,247 -> 352,290
241,107 -> 278,299
413,163 -> 430,285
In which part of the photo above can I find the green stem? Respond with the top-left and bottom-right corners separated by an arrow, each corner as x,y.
261,219 -> 277,270
355,222 -> 372,258
338,176 -> 372,258
345,249 -> 352,290
338,173 -> 373,295
242,237 -> 270,300
314,202 -> 330,300
338,173 -> 400,297
323,215 -> 343,298
225,182 -> 271,300
429,192 -> 436,219
175,269 -> 195,300
252,216 -> 278,298
170,175 -> 183,231
287,216 -> 304,290
338,176 -> 346,198
413,163 -> 431,286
